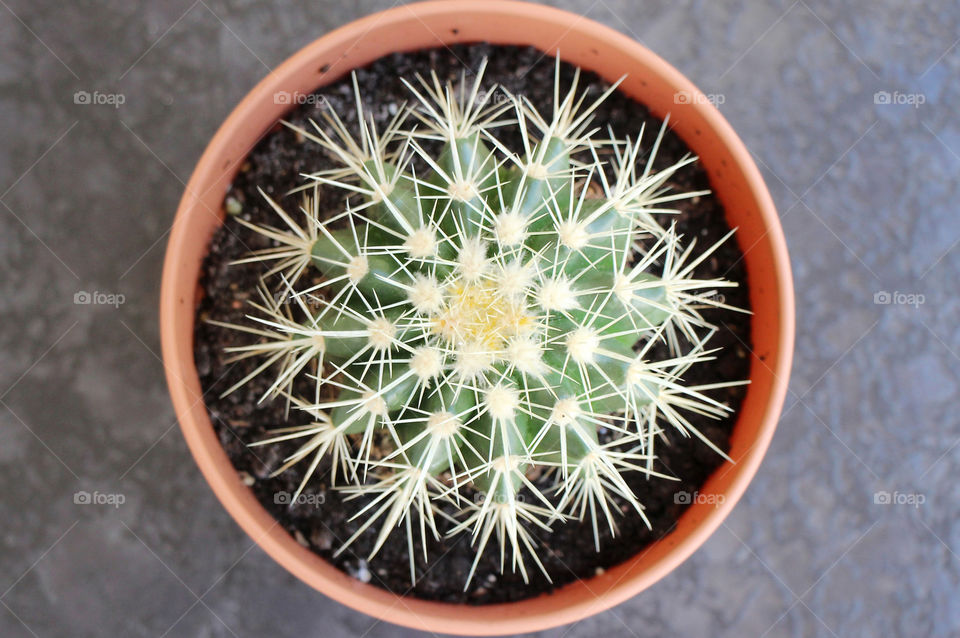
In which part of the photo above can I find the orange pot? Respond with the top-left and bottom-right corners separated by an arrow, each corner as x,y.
160,1 -> 794,634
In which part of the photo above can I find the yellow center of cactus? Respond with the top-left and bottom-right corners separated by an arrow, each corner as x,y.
433,280 -> 534,351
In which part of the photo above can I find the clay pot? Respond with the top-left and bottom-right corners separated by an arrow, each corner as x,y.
160,1 -> 794,634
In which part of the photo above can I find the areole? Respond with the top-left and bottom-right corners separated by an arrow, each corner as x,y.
159,1 -> 794,634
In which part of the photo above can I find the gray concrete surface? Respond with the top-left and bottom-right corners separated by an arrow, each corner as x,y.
1,1 -> 957,636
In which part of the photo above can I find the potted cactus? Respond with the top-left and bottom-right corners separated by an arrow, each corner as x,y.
211,60 -> 744,586
161,1 -> 793,634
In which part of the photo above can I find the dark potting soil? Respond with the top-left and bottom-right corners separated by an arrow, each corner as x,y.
194,44 -> 752,604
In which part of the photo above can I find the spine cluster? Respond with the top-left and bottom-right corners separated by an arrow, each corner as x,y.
216,59 -> 745,586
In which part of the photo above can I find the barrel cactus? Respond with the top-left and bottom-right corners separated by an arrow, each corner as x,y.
215,59 -> 744,586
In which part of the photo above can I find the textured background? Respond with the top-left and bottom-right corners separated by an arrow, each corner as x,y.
1,1 -> 957,637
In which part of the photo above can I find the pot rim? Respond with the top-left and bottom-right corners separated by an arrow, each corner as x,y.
160,1 -> 794,634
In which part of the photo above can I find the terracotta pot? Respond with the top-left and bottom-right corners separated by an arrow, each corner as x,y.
160,1 -> 794,634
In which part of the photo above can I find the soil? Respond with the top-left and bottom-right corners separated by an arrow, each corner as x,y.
194,44 -> 752,604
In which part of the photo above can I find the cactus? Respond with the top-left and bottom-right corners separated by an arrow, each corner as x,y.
214,59 -> 746,587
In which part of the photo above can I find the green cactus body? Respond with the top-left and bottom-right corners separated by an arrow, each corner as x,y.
218,59 -> 746,587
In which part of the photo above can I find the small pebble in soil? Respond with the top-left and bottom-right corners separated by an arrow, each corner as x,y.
311,528 -> 334,551
294,530 -> 309,548
353,560 -> 372,584
225,196 -> 242,215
